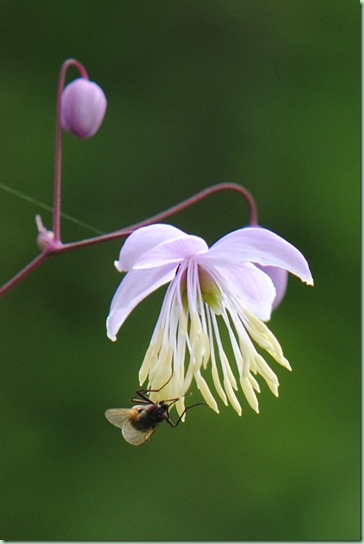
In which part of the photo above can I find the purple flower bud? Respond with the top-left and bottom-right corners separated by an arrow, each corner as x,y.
61,78 -> 107,139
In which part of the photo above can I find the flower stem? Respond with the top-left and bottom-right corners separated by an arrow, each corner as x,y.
53,59 -> 89,242
56,182 -> 258,254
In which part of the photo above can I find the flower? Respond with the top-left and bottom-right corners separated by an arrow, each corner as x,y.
107,224 -> 313,417
61,78 -> 107,139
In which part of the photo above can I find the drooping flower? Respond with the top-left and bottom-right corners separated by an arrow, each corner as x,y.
107,224 -> 313,417
61,78 -> 107,139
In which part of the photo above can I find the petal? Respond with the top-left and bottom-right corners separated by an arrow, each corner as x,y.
205,227 -> 313,285
130,234 -> 208,270
256,265 -> 288,310
205,261 -> 276,321
106,264 -> 176,341
117,224 -> 187,271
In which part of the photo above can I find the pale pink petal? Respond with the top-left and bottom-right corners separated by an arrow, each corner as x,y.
132,234 -> 208,270
106,264 -> 176,341
257,265 -> 288,310
205,227 -> 313,285
116,224 -> 187,271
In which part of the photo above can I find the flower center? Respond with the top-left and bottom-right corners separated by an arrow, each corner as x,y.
179,264 -> 222,314
198,267 -> 222,313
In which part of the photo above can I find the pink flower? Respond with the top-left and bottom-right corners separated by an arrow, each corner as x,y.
107,224 -> 313,416
61,78 -> 107,139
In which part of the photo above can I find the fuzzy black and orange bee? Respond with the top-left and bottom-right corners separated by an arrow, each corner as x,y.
105,382 -> 205,446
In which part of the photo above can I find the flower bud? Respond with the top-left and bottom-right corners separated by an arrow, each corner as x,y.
35,215 -> 55,250
61,78 -> 107,139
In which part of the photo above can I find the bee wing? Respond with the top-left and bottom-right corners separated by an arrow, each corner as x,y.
121,419 -> 156,446
105,408 -> 156,446
105,408 -> 133,429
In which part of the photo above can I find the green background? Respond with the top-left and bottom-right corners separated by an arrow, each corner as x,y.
1,1 -> 359,540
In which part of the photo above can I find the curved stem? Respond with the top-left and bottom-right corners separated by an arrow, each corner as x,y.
57,182 -> 258,254
53,59 -> 89,242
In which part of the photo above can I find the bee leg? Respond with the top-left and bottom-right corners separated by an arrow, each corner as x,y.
167,402 -> 207,428
130,391 -> 154,404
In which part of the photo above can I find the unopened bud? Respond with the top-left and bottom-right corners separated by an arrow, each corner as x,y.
61,78 -> 107,139
35,215 -> 55,250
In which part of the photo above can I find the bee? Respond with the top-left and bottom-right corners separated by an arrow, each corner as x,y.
105,383 -> 205,446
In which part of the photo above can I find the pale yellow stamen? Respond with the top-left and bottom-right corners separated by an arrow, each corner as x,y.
195,370 -> 219,413
138,328 -> 164,384
206,310 -> 228,405
243,308 -> 292,370
247,373 -> 261,393
255,354 -> 279,388
240,376 -> 259,413
223,376 -> 242,416
211,365 -> 228,405
221,351 -> 238,391
190,312 -> 210,370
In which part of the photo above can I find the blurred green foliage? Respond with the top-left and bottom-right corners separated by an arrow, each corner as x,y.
1,0 -> 359,540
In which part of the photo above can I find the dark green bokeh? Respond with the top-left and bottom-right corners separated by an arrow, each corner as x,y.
1,1 -> 359,540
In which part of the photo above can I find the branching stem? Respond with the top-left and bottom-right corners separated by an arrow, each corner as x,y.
0,59 -> 258,299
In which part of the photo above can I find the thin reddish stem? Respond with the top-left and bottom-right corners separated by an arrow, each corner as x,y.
0,252 -> 49,298
1,58 -> 259,298
0,182 -> 257,297
57,182 -> 258,254
52,59 -> 89,242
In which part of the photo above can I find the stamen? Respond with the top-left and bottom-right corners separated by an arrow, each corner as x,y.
174,314 -> 187,379
175,397 -> 187,418
139,332 -> 162,384
254,354 -> 279,388
194,371 -> 219,413
148,344 -> 173,396
240,376 -> 259,413
211,365 -> 228,405
266,381 -> 279,397
206,308 -> 228,405
243,308 -> 292,370
247,373 -> 261,393
224,298 -> 256,379
210,311 -> 242,413
220,308 -> 245,384
221,351 -> 238,391
223,377 -> 242,416
182,353 -> 194,392
190,312 -> 210,370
